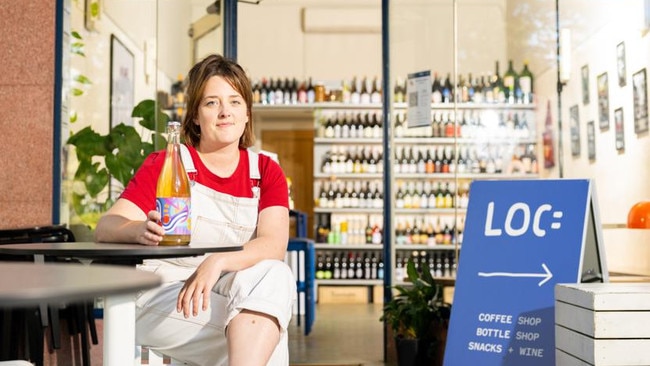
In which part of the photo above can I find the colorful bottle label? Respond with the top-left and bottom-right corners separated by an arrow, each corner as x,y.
156,197 -> 191,235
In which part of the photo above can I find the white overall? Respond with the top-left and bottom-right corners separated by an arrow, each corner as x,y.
134,148 -> 295,366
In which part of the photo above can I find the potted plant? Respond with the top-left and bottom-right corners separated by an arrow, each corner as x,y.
65,30 -> 170,233
380,258 -> 452,366
66,99 -> 169,231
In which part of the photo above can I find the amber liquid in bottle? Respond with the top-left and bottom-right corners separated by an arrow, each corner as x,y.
156,121 -> 191,245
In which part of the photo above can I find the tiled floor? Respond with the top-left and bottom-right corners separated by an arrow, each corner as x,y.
43,302 -> 386,365
288,303 -> 386,366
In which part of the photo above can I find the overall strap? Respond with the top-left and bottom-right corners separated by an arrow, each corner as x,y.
247,149 -> 261,199
179,144 -> 197,181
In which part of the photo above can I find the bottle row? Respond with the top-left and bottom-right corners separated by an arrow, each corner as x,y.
315,251 -> 385,280
314,213 -> 463,246
396,250 -> 458,281
395,180 -> 470,210
314,178 -> 469,211
253,60 -> 534,107
315,181 -> 385,210
318,143 -> 540,176
393,110 -> 534,140
315,213 -> 384,245
314,109 -> 534,141
314,249 -> 459,281
403,60 -> 534,105
395,216 -> 463,246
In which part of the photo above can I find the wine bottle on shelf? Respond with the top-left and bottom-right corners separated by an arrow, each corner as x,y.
156,121 -> 191,246
297,79 -> 307,104
363,253 -> 372,280
431,73 -> 442,103
316,254 -> 325,279
279,77 -> 289,105
306,77 -> 315,104
360,76 -> 371,104
340,253 -> 348,279
341,79 -> 351,104
370,76 -> 382,104
355,252 -> 364,279
347,252 -> 356,279
333,254 -> 341,279
259,79 -> 269,105
290,78 -> 298,104
491,61 -> 504,103
394,77 -> 405,104
442,73 -> 453,103
519,60 -> 534,104
252,79 -> 261,104
472,75 -> 483,103
350,76 -> 360,104
503,59 -> 518,104
323,254 -> 333,279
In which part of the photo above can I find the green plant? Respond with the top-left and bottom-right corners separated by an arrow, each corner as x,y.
380,258 -> 451,364
66,99 -> 169,228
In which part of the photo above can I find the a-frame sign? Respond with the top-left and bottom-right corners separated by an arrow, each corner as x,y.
443,179 -> 608,366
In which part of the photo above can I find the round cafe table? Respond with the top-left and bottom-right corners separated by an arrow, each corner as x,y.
0,242 -> 242,366
0,261 -> 161,366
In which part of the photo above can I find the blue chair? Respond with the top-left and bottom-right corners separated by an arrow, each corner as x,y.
287,238 -> 315,336
287,210 -> 315,336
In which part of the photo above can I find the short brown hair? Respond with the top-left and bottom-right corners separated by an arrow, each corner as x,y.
181,54 -> 254,148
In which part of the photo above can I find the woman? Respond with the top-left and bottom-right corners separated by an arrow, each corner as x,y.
95,54 -> 295,366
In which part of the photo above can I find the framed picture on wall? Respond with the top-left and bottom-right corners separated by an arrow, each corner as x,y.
633,68 -> 648,134
615,107 -> 625,151
570,104 -> 580,157
110,34 -> 135,128
582,65 -> 590,105
617,41 -> 626,87
587,120 -> 596,161
597,72 -> 610,129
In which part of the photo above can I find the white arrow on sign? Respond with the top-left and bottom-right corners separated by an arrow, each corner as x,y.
478,263 -> 553,286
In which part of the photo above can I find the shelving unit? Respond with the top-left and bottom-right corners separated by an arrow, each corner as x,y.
253,100 -> 537,295
311,102 -> 538,290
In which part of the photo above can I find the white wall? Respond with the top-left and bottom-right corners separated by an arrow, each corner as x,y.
532,0 -> 650,225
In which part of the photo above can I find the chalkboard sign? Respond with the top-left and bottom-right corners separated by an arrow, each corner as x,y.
443,179 -> 607,366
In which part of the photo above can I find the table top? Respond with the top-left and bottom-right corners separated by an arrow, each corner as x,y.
0,262 -> 162,308
0,241 -> 242,261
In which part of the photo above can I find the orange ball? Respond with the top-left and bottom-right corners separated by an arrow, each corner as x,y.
627,201 -> 650,228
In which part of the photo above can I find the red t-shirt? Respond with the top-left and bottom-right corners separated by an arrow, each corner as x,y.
120,145 -> 289,214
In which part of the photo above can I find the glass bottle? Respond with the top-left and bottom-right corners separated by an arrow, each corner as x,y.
156,121 -> 191,245
503,59 -> 518,104
519,60 -> 534,104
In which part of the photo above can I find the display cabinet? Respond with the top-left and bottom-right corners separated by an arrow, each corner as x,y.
311,102 -> 538,287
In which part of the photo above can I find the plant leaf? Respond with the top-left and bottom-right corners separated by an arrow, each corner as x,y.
74,75 -> 92,85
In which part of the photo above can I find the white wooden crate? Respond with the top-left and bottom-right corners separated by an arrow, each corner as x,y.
556,349 -> 595,366
555,283 -> 650,366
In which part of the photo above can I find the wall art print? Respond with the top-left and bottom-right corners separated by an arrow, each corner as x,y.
587,120 -> 596,161
597,72 -> 609,130
633,68 -> 648,134
582,64 -> 589,105
110,34 -> 135,128
570,104 -> 580,157
617,41 -> 627,87
615,107 -> 625,151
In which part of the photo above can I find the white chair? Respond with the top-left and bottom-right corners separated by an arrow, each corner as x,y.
135,346 -> 187,365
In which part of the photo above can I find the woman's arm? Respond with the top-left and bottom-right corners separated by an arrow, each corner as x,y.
94,198 -> 165,245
